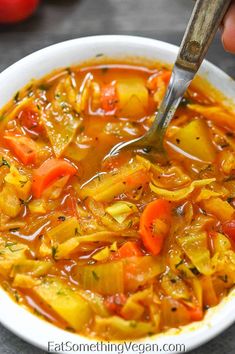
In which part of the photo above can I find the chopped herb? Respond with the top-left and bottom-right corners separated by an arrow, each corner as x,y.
220,143 -> 229,149
5,241 -> 17,248
14,291 -> 20,302
19,197 -> 31,206
143,146 -> 152,153
78,125 -> 85,133
27,90 -> 34,98
147,332 -> 154,336
96,53 -> 104,57
170,278 -> 177,284
5,241 -> 24,252
36,104 -> 41,111
52,246 -> 58,260
19,180 -> 28,188
74,227 -> 80,236
9,227 -> 20,232
65,326 -> 75,333
38,84 -> 48,91
227,197 -> 234,204
0,157 -> 10,168
129,321 -> 137,328
101,67 -> 109,74
56,289 -> 66,296
58,216 -> 66,221
14,91 -> 20,103
226,131 -> 234,138
92,271 -> 100,281
190,267 -> 200,275
218,274 -> 228,283
127,220 -> 133,228
175,259 -> 184,269
179,97 -> 192,107
201,208 -> 207,215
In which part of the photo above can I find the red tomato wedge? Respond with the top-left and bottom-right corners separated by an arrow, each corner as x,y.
139,199 -> 171,255
4,134 -> 37,165
18,107 -> 43,135
32,158 -> 77,198
147,70 -> 171,90
117,241 -> 143,258
222,220 -> 235,243
101,83 -> 118,112
0,0 -> 40,24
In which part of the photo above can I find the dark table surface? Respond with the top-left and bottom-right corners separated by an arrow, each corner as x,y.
0,0 -> 235,353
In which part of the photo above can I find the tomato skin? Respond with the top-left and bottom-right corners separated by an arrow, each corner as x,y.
18,108 -> 43,135
222,220 -> 235,243
0,0 -> 40,24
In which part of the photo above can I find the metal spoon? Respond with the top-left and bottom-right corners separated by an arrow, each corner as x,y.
106,0 -> 231,159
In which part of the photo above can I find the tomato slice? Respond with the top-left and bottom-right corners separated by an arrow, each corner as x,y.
100,83 -> 118,112
222,220 -> 235,243
18,107 -> 43,135
0,0 -> 40,24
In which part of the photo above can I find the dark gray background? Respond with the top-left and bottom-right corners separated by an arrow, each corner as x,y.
0,0 -> 234,353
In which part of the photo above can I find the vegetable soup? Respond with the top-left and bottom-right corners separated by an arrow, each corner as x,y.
0,61 -> 235,340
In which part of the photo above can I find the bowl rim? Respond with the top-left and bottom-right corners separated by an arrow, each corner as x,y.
0,35 -> 235,354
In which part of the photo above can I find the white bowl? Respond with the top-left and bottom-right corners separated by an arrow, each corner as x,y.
0,35 -> 235,354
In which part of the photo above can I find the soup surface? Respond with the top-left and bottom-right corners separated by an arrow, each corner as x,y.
0,60 -> 235,340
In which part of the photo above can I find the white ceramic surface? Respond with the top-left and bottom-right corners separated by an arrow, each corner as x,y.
0,35 -> 235,354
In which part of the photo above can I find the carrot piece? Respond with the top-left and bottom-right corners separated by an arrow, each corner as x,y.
187,306 -> 204,321
147,70 -> 171,90
117,241 -> 143,258
4,134 -> 37,165
101,83 -> 118,112
139,199 -> 171,255
32,158 -> 77,198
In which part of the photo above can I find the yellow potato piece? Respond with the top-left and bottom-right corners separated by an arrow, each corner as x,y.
171,119 -> 216,162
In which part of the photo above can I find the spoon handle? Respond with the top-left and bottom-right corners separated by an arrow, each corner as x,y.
177,0 -> 231,72
146,0 -> 231,147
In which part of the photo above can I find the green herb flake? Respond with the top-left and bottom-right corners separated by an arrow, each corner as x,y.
175,259 -> 184,269
218,274 -> 228,283
52,245 -> 58,260
129,321 -> 137,328
14,91 -> 20,103
0,157 -> 10,168
9,227 -> 20,232
14,291 -> 20,302
92,271 -> 100,281
38,84 -> 48,91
